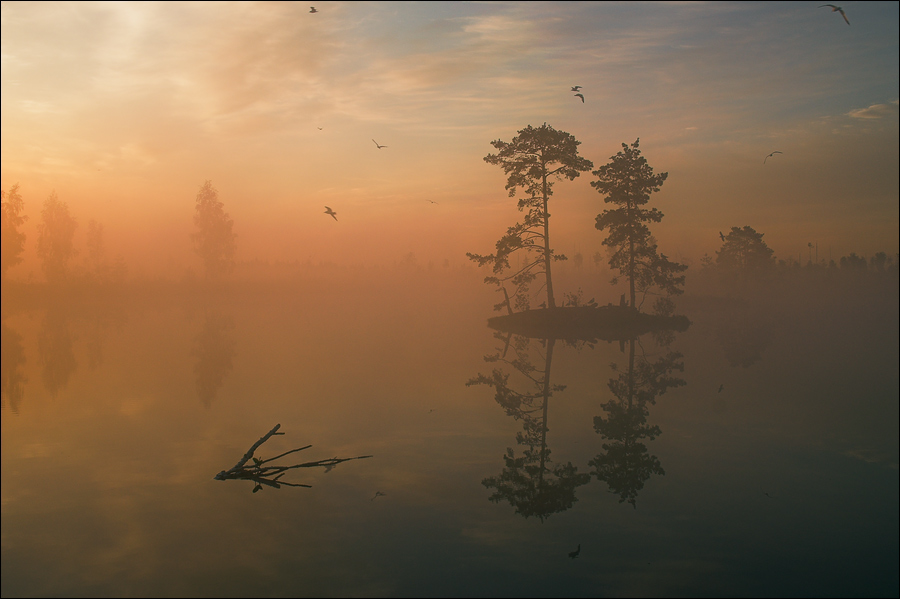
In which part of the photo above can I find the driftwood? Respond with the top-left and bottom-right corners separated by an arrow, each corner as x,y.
214,424 -> 372,492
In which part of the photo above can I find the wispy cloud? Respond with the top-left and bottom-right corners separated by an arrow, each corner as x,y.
847,101 -> 899,120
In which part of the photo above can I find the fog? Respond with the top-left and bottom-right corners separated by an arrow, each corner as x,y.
2,3 -> 898,597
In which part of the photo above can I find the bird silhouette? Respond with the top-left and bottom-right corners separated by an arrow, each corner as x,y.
425,200 -> 438,204
568,544 -> 581,559
324,206 -> 337,220
310,6 -> 318,13
764,151 -> 782,164
574,93 -> 585,103
718,384 -> 724,393
372,139 -> 388,149
371,491 -> 386,501
719,231 -> 725,242
571,85 -> 582,92
820,4 -> 849,25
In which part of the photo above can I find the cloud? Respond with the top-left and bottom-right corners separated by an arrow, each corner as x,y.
847,101 -> 899,120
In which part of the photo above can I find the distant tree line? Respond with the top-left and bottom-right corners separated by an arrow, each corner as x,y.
701,225 -> 897,279
0,179 -> 241,285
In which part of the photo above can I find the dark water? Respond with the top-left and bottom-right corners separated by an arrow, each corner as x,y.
2,270 -> 897,597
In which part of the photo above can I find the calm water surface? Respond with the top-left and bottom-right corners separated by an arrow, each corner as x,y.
2,269 -> 898,597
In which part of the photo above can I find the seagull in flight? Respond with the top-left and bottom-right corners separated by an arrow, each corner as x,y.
372,139 -> 388,149
574,93 -> 585,103
571,86 -> 582,92
568,544 -> 581,559
371,491 -> 386,501
719,231 -> 726,242
324,206 -> 337,221
310,6 -> 318,13
820,4 -> 849,25
425,200 -> 438,204
764,151 -> 782,164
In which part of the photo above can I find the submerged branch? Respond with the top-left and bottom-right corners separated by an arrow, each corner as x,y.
214,424 -> 372,491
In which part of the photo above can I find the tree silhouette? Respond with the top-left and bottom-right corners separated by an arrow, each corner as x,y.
839,252 -> 867,272
1,184 -> 27,281
36,191 -> 78,284
468,124 -> 593,311
593,139 -> 686,312
716,226 -> 775,274
192,180 -> 236,279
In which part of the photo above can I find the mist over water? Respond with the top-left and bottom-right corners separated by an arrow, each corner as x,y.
1,262 -> 897,597
2,2 -> 898,596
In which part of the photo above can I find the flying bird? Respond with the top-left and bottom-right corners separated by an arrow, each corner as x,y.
819,4 -> 849,25
719,231 -> 726,242
371,491 -> 386,501
764,151 -> 782,164
324,206 -> 337,220
571,86 -> 582,92
425,200 -> 438,204
568,544 -> 581,559
310,6 -> 318,13
718,384 -> 724,393
372,139 -> 388,149
574,93 -> 585,103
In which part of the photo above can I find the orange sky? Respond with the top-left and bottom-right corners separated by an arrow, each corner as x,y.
2,1 -> 897,280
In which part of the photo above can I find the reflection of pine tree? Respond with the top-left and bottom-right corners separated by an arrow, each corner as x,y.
469,334 -> 589,520
38,307 -> 77,397
1,322 -> 27,413
590,337 -> 684,507
192,312 -> 235,407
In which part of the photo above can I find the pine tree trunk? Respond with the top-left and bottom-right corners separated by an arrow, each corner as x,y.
542,171 -> 556,309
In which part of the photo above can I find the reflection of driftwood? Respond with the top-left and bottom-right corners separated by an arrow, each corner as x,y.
214,424 -> 372,492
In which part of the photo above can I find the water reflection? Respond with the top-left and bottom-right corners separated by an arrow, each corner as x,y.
37,304 -> 77,396
590,335 -> 685,507
1,321 -> 27,414
714,304 -> 772,368
468,333 -> 590,520
471,313 -> 688,516
192,311 -> 235,407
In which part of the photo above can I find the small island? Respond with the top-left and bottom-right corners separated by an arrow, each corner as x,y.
469,128 -> 689,339
487,304 -> 691,342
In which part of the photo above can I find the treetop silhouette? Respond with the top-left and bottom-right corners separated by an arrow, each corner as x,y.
593,139 -> 686,313
469,123 -> 593,312
716,225 -> 775,274
1,184 -> 27,280
192,180 -> 237,280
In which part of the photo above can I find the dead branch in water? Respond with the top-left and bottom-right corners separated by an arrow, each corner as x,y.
214,424 -> 372,492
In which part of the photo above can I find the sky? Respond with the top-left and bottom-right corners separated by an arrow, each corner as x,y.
2,1 -> 898,278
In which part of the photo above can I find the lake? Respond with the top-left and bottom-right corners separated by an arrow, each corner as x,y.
2,265 -> 897,597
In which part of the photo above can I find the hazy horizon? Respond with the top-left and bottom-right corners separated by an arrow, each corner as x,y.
2,1 -> 898,282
